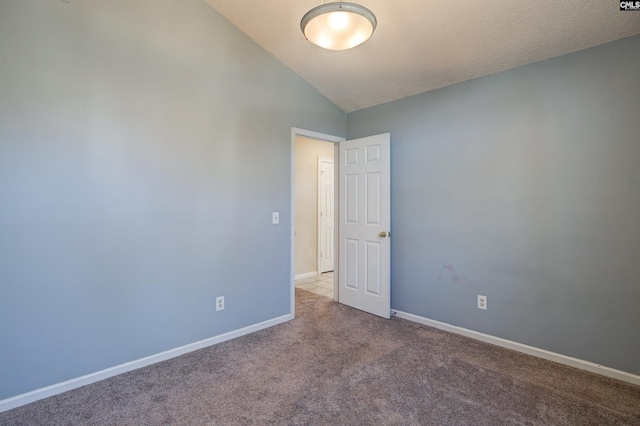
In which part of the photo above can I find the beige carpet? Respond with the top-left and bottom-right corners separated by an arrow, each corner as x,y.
1,289 -> 639,425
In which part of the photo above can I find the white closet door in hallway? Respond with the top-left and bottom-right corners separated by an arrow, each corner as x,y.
318,157 -> 335,274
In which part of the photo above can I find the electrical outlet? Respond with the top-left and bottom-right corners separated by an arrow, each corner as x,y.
272,212 -> 279,224
477,295 -> 487,310
216,296 -> 225,311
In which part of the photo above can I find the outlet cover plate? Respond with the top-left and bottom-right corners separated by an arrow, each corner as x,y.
477,295 -> 487,310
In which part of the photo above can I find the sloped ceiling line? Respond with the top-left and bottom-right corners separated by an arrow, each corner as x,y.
205,0 -> 640,113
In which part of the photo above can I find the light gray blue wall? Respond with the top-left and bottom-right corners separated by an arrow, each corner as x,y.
348,35 -> 640,375
0,0 -> 345,400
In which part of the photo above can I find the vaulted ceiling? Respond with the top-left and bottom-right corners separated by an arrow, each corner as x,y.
204,1 -> 640,113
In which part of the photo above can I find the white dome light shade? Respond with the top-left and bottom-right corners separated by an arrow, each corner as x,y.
301,3 -> 377,51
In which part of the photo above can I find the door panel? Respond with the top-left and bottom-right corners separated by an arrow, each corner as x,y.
365,241 -> 381,295
345,174 -> 358,223
365,172 -> 381,225
338,133 -> 390,318
345,239 -> 359,289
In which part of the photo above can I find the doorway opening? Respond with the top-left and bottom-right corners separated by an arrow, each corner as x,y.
290,128 -> 344,317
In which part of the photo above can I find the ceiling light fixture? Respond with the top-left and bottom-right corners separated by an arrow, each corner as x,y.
301,1 -> 377,51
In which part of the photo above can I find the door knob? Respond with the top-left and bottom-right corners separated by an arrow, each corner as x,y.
379,231 -> 388,238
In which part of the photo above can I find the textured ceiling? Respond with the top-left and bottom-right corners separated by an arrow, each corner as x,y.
204,0 -> 640,113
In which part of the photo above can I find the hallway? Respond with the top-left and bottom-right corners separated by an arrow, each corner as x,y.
294,272 -> 333,298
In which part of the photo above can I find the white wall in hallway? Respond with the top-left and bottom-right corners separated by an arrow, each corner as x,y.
294,136 -> 334,276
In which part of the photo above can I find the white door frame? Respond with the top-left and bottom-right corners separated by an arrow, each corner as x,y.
290,128 -> 345,318
317,156 -> 335,274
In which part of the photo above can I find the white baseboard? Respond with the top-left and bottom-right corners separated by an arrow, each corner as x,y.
295,271 -> 318,280
0,313 -> 293,414
393,310 -> 640,387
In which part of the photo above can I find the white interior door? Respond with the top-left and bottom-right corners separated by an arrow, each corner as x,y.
318,157 -> 335,273
338,133 -> 391,318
